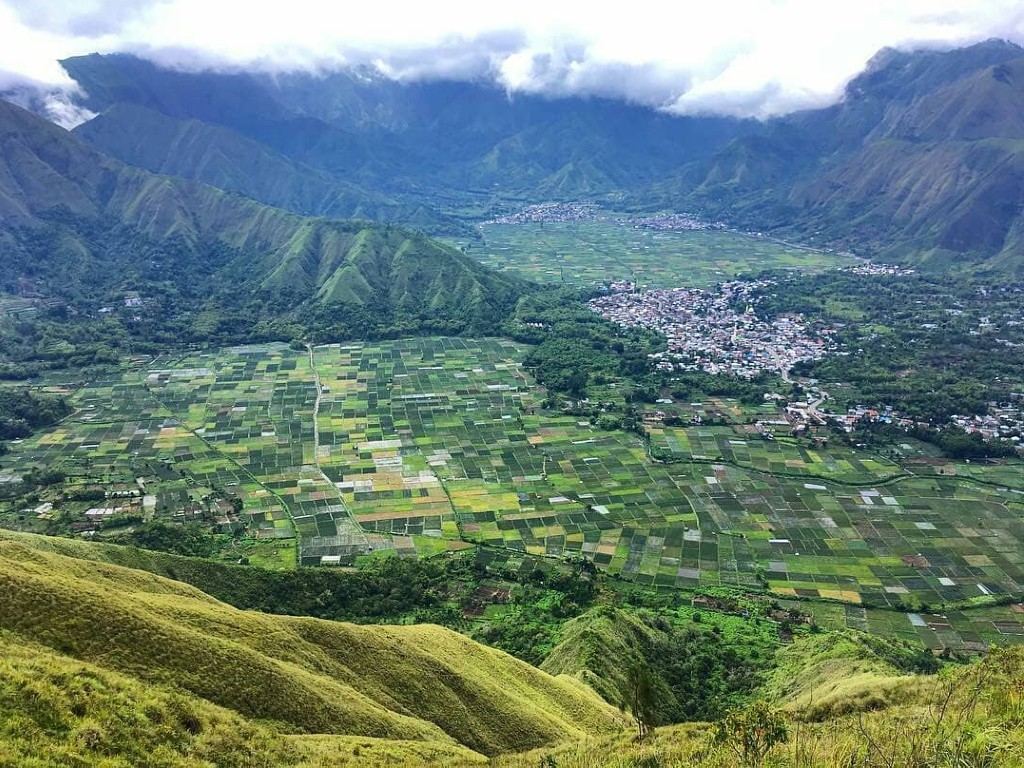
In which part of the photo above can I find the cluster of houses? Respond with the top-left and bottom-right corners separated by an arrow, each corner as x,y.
839,262 -> 916,277
950,400 -> 1024,443
589,280 -> 835,379
485,201 -> 599,224
627,212 -> 726,232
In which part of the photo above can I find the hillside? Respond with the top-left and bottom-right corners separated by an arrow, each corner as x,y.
0,531 -> 624,760
74,102 -> 464,235
4,529 -> 1024,766
540,607 -> 767,723
57,43 -> 1024,273
0,98 -> 525,347
0,630 -> 493,767
686,39 -> 1024,273
9,532 -> 1024,765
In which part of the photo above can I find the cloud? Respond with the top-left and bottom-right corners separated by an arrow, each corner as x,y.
2,0 -> 1024,120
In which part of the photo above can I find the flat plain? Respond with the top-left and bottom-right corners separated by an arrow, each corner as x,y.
4,337 -> 1024,651
467,219 -> 855,287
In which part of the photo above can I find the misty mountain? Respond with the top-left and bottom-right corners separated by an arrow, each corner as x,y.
53,41 -> 1024,273
60,53 -> 751,201
684,39 -> 1024,272
0,98 -> 525,338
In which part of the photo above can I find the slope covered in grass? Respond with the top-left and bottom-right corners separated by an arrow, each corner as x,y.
760,631 -> 938,721
541,606 -> 768,723
0,629 -> 491,767
502,646 -> 1024,767
0,535 -> 624,757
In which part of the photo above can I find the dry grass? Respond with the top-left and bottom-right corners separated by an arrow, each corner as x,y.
0,537 -> 625,757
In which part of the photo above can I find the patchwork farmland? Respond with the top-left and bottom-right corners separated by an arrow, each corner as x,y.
3,338 -> 1024,650
466,219 -> 854,288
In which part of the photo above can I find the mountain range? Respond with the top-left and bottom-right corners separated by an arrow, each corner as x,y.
0,98 -> 525,341
55,40 -> 1024,273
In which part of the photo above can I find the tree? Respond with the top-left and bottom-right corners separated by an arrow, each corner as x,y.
624,663 -> 659,742
714,700 -> 788,768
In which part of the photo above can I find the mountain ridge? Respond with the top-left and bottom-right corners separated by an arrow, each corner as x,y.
0,97 -> 525,339
54,42 -> 1024,273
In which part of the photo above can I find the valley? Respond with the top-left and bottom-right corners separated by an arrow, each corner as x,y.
464,215 -> 850,288
3,26 -> 1024,768
4,329 -> 1024,655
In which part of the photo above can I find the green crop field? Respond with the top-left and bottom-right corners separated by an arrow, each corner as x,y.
3,337 -> 1024,652
461,219 -> 855,287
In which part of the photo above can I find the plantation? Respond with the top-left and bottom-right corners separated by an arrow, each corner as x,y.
2,337 -> 1024,654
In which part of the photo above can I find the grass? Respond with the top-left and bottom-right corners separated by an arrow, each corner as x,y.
0,533 -> 625,757
7,527 -> 1024,766
496,646 -> 1024,767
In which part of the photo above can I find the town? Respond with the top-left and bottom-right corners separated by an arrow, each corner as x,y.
626,212 -> 727,232
839,261 -> 917,277
589,279 -> 835,379
485,201 -> 600,224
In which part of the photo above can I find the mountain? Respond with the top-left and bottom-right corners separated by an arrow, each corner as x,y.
74,101 -> 466,235
685,39 -> 1024,273
0,529 -> 624,763
58,43 -> 1024,273
4,529 -> 1024,767
0,98 -> 525,340
60,53 -> 750,203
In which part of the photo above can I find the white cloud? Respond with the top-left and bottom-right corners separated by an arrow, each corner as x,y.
2,0 -> 1023,119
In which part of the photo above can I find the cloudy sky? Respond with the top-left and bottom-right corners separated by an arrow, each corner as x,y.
2,0 -> 1024,124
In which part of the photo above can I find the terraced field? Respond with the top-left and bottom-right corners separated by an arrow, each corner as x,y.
3,337 -> 1024,650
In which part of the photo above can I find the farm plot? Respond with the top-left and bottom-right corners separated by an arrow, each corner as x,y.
648,424 -> 904,483
5,337 -> 1024,651
142,344 -> 393,566
312,338 -> 539,552
469,220 -> 852,288
1,393 -> 283,554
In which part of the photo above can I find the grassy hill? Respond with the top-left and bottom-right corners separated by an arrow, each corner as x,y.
0,629 -> 487,768
541,606 -> 768,723
6,529 -> 1024,766
0,531 -> 624,759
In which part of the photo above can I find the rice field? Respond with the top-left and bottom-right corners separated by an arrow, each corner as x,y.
3,337 -> 1024,649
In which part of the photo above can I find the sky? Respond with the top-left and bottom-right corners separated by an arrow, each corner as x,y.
2,0 -> 1024,126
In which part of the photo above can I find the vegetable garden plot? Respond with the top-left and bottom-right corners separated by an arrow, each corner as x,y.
5,336 -> 1024,651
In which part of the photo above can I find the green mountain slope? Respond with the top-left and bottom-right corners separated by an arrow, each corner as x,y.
0,532 -> 625,759
0,98 -> 525,340
74,102 -> 464,235
1,629 -> 487,768
541,607 -> 767,723
6,529 -> 1024,767
687,40 -> 1024,273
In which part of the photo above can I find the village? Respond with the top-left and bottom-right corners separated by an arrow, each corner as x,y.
590,278 -> 1024,452
626,212 -> 727,232
589,279 -> 835,380
485,201 -> 600,224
